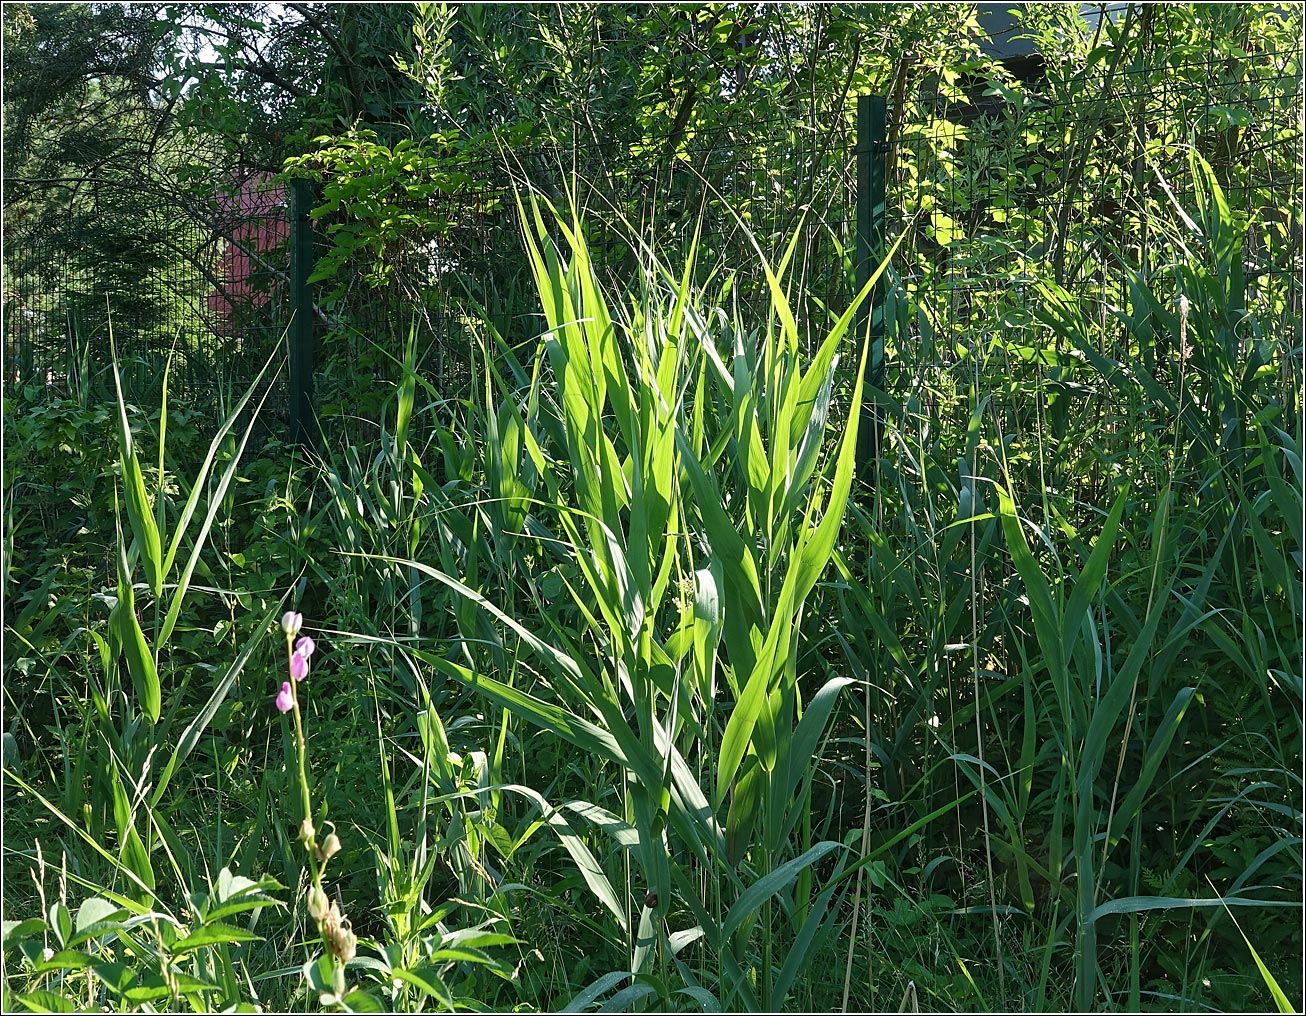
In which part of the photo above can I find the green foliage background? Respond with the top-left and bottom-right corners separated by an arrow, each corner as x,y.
2,3 -> 1302,1013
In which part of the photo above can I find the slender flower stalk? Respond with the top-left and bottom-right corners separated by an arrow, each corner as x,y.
275,610 -> 356,1001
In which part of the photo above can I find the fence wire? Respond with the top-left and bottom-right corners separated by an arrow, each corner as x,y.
3,19 -> 1300,453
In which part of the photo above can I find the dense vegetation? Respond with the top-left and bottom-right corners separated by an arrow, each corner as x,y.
3,4 -> 1302,1012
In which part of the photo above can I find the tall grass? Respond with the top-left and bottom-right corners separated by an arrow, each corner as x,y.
830,151 -> 1302,1010
3,156 -> 1299,1012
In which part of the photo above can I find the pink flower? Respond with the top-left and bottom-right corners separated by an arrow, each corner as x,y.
295,636 -> 316,659
282,611 -> 304,636
275,681 -> 294,713
290,650 -> 309,681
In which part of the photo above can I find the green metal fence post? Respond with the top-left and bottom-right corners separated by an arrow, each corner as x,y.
290,178 -> 317,449
855,93 -> 887,476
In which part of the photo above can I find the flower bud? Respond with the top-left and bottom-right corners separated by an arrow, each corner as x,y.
322,900 -> 357,964
317,832 -> 342,863
281,611 -> 303,636
299,816 -> 315,844
333,924 -> 357,965
307,885 -> 329,920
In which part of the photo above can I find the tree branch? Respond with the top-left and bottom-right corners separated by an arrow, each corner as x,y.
206,58 -> 311,98
286,2 -> 363,113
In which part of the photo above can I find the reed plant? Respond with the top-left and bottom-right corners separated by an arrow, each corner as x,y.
359,192 -> 903,1009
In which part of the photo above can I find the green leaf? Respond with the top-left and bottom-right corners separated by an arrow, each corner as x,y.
771,868 -> 848,1006
110,776 -> 155,899
3,919 -> 48,946
996,486 -> 1062,674
725,758 -> 765,864
157,346 -> 280,648
783,675 -> 853,809
562,971 -> 634,1013
110,535 -> 160,724
47,903 -> 70,948
1229,912 -> 1296,1013
1108,686 -> 1194,832
15,990 -> 79,1013
171,922 -> 262,953
74,897 -> 123,934
1075,584 -> 1171,815
391,966 -> 453,1007
32,949 -> 94,974
151,599 -> 285,806
122,970 -> 218,1002
500,785 -> 631,934
717,610 -> 786,801
407,641 -> 626,765
378,560 -> 664,790
1087,894 -> 1298,923
109,330 -> 164,599
1060,488 -> 1127,663
89,961 -> 136,995
721,841 -> 843,941
215,867 -> 259,902
340,989 -> 386,1012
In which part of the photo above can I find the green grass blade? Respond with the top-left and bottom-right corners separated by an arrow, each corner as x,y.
1061,488 -> 1127,663
109,333 -> 164,600
110,531 -> 159,724
720,841 -> 843,941
1086,894 -> 1298,922
1221,902 -> 1298,1014
157,353 -> 277,647
149,598 -> 285,807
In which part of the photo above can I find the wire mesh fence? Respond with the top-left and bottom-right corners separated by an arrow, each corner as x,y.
2,174 -> 295,424
876,28 -> 1301,488
3,9 -> 1300,458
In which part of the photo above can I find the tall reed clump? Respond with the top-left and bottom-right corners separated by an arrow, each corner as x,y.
378,194 -> 896,1010
831,150 -> 1302,1011
1019,152 -> 1303,1010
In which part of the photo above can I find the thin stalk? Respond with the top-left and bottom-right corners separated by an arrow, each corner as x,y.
971,456 -> 1005,1009
282,627 -> 349,1002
